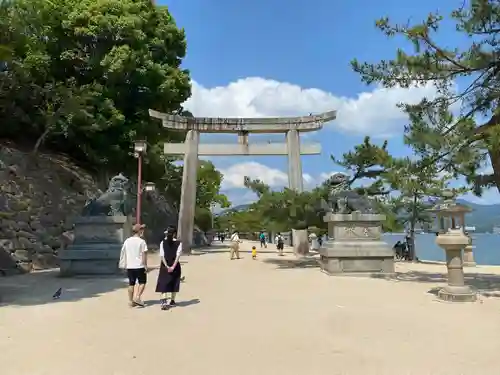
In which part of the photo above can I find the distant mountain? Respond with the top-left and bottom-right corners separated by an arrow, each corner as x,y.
456,199 -> 500,233
215,204 -> 251,216
216,199 -> 500,232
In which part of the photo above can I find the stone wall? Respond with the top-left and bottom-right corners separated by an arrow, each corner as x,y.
0,142 -> 100,274
0,142 -> 208,275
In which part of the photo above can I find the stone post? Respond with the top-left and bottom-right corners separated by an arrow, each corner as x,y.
463,234 -> 476,267
292,228 -> 309,256
286,129 -> 303,192
435,229 -> 476,302
177,130 -> 199,253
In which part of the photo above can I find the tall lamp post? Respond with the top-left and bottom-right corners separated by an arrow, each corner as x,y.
133,140 -> 156,224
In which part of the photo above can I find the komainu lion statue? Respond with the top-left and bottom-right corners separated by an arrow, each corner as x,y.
81,173 -> 132,216
320,173 -> 377,214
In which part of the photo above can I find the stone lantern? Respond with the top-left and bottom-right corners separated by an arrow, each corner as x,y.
428,191 -> 476,302
428,192 -> 475,266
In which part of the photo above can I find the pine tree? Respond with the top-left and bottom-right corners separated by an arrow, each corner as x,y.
385,157 -> 466,260
351,0 -> 500,195
331,136 -> 393,196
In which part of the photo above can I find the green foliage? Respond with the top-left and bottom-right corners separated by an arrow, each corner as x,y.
332,136 -> 393,196
194,206 -> 212,233
384,157 -> 468,259
351,0 -> 500,194
243,176 -> 271,197
197,161 -> 231,209
0,0 -> 229,217
219,209 -> 263,234
1,0 -> 190,177
237,176 -> 327,232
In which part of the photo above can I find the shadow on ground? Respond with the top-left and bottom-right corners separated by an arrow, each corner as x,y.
263,256 -> 320,270
0,268 -> 128,307
372,271 -> 500,298
191,244 -> 293,256
144,298 -> 201,308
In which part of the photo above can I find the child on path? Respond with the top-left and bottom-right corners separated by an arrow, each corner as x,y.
251,246 -> 257,260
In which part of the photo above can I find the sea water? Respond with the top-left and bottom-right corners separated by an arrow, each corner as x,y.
382,233 -> 500,266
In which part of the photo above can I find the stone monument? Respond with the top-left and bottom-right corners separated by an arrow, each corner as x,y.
59,173 -> 133,276
318,173 -> 394,275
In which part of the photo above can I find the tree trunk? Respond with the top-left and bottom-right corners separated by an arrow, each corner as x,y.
32,127 -> 51,154
408,193 -> 418,262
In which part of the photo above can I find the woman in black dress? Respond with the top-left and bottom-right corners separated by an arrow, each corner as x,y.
156,226 -> 183,310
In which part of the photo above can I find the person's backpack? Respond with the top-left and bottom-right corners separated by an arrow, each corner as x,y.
277,236 -> 284,244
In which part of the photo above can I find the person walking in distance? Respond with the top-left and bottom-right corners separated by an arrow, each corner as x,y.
120,224 -> 149,307
156,226 -> 183,310
230,230 -> 241,260
275,232 -> 285,256
259,231 -> 267,248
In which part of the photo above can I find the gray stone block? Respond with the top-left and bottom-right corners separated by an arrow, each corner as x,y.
319,212 -> 394,275
58,215 -> 131,276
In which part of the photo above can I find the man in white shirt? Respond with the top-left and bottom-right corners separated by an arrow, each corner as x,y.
230,231 -> 241,260
121,223 -> 148,307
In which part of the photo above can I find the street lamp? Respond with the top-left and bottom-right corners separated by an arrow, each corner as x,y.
134,140 -> 147,224
144,182 -> 156,192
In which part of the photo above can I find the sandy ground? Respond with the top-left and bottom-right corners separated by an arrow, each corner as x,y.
1,240 -> 500,375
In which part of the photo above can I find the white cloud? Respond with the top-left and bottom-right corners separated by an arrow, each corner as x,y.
220,161 -> 287,189
220,161 -> 314,189
184,77 -> 440,137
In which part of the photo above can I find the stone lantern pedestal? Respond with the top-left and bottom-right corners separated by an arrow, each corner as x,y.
435,229 -> 477,302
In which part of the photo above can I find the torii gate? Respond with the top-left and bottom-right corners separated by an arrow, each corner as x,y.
149,109 -> 337,251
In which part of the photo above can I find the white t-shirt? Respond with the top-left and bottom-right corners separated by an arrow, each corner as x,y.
231,233 -> 239,242
159,239 -> 183,258
122,236 -> 148,269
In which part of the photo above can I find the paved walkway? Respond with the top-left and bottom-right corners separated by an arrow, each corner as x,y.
1,240 -> 500,375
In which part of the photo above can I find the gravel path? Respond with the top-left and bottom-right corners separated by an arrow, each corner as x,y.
1,240 -> 500,375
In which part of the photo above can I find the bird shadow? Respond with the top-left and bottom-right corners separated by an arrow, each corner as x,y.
0,268 -> 128,306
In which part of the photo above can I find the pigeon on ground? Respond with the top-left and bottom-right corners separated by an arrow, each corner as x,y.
52,287 -> 62,299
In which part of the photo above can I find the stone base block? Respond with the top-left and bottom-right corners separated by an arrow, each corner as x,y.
59,245 -> 123,276
319,240 -> 394,275
58,216 -> 131,276
59,259 -> 121,276
437,285 -> 477,302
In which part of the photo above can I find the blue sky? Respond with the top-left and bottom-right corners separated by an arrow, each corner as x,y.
159,0 -> 498,206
